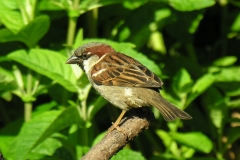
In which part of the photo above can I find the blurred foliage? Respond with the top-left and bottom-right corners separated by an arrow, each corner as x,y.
0,0 -> 240,159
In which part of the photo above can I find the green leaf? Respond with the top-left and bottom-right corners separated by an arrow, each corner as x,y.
156,130 -> 179,157
0,0 -> 24,34
187,158 -> 218,160
29,136 -> 63,158
213,56 -> 238,67
32,101 -> 57,118
215,82 -> 240,97
52,135 -> 76,159
231,13 -> 240,32
0,29 -> 20,43
7,49 -> 78,92
88,96 -> 107,120
203,87 -> 228,128
172,132 -> 213,153
172,68 -> 193,95
73,28 -> 84,49
0,119 -> 23,156
187,74 -> 216,106
181,145 -> 195,158
7,107 -> 81,160
18,0 -> 37,23
0,15 -> 50,47
166,0 -> 215,11
165,11 -> 204,42
0,74 -> 17,91
17,15 -> 50,47
0,67 -> 17,97
39,0 -> 64,10
79,0 -> 129,14
228,99 -> 240,108
123,1 -> 146,10
226,127 -> 240,146
215,67 -> 240,82
77,74 -> 92,100
210,107 -> 224,129
117,3 -> 173,47
112,148 -> 145,160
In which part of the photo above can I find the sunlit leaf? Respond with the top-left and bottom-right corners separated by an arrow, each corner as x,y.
226,127 -> 240,150
213,56 -> 237,67
7,107 -> 82,160
32,101 -> 57,118
231,13 -> 240,31
29,135 -> 63,158
202,87 -> 227,129
0,74 -> 17,91
172,132 -> 213,153
18,15 -> 50,47
156,130 -> 179,157
88,96 -> 107,120
172,68 -> 193,95
215,67 -> 240,82
186,158 -> 218,160
228,99 -> 240,108
0,15 -> 50,47
0,119 -> 23,156
187,74 -> 216,106
0,0 -> 24,34
80,0 -> 130,14
112,148 -> 145,160
165,0 -> 215,11
7,49 -> 78,92
165,11 -> 204,42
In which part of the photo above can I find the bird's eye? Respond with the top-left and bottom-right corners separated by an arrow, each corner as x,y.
82,52 -> 89,60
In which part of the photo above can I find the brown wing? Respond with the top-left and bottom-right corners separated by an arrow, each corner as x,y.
91,52 -> 163,88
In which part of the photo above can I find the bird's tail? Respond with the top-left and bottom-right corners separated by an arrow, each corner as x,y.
150,94 -> 192,121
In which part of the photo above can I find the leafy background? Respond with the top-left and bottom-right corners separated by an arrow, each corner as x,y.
0,0 -> 240,159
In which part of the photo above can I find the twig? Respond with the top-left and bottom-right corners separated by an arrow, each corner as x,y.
81,107 -> 155,160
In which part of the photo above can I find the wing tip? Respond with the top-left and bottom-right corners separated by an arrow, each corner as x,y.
163,112 -> 192,121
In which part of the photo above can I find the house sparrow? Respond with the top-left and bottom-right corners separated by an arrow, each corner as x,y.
66,42 -> 192,130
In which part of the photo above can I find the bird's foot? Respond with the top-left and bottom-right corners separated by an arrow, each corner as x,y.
106,110 -> 127,135
107,122 -> 126,135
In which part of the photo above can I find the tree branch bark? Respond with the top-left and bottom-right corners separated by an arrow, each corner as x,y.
81,107 -> 155,160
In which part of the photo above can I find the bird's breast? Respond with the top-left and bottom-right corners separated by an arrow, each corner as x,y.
92,84 -> 150,110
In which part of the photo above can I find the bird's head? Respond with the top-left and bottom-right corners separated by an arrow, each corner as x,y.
66,42 -> 115,72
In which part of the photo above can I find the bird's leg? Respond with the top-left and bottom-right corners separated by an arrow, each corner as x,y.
107,110 -> 126,134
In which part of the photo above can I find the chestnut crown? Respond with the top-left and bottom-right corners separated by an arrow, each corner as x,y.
66,42 -> 115,64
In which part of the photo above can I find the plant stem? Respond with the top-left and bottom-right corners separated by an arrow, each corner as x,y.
66,0 -> 80,47
13,65 -> 25,95
67,16 -> 77,47
24,102 -> 32,122
185,43 -> 197,63
87,8 -> 98,37
82,125 -> 88,145
216,128 -> 223,159
26,69 -> 32,94
81,100 -> 87,121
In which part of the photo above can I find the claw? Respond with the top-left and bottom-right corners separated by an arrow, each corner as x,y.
106,110 -> 127,134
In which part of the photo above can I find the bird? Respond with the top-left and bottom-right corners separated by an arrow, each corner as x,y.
66,42 -> 192,132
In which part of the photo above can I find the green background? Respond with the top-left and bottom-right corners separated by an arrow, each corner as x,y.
0,0 -> 240,159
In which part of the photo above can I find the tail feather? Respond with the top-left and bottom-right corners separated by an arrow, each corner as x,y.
150,94 -> 192,121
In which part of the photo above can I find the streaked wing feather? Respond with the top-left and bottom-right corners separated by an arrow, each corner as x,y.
91,52 -> 163,88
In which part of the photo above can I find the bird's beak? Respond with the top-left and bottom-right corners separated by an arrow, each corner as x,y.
66,55 -> 81,64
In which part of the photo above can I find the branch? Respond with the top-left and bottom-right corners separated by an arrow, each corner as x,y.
81,108 -> 155,160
